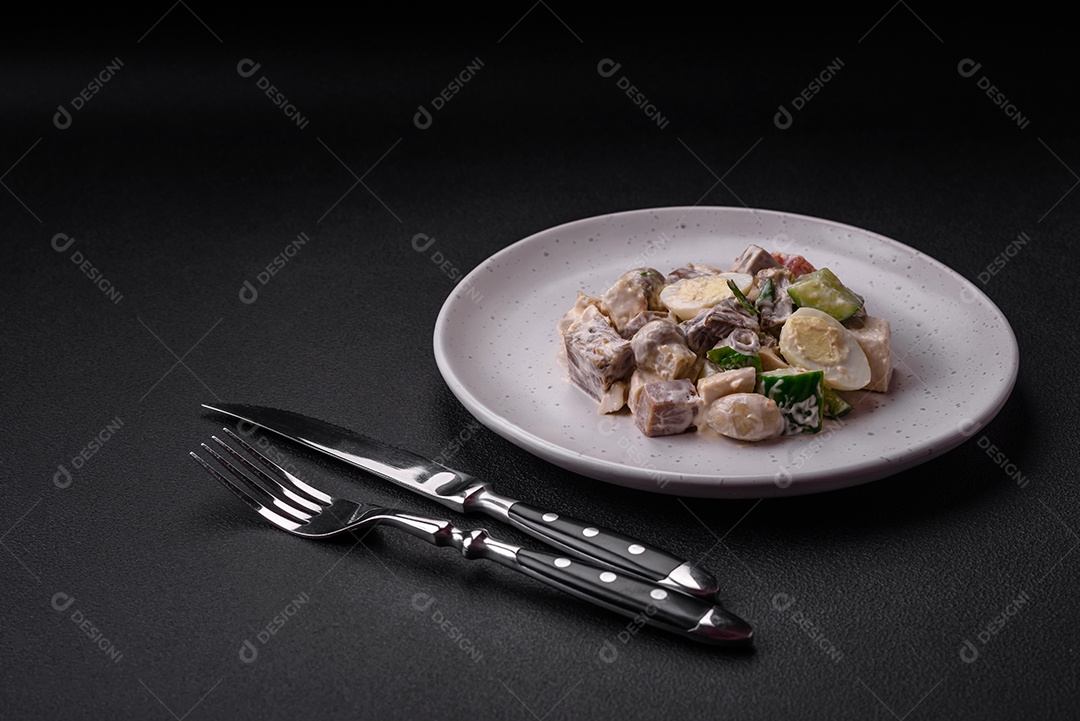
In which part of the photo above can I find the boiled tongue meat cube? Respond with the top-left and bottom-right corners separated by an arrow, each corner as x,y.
634,379 -> 703,437
666,262 -> 721,283
730,244 -> 781,275
619,310 -> 671,340
680,297 -> 759,355
562,306 -> 634,402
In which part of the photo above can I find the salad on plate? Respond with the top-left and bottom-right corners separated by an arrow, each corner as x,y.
557,244 -> 893,443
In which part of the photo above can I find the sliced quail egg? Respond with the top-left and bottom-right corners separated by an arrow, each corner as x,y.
659,272 -> 753,322
705,393 -> 784,442
779,307 -> 871,391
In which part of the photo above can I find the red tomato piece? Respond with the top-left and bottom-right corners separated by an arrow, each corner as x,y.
772,253 -> 816,277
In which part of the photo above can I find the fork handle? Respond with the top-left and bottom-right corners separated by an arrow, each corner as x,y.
369,510 -> 752,647
505,501 -> 720,598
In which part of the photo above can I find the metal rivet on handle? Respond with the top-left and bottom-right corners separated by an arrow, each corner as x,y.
542,512 -> 559,522
650,589 -> 668,600
600,572 -> 617,583
628,544 -> 645,555
554,558 -> 571,568
582,527 -> 599,537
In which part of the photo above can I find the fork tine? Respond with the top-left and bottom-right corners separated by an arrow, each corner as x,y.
191,451 -> 261,510
201,443 -> 312,523
220,427 -> 333,505
190,451 -> 304,532
211,434 -> 324,513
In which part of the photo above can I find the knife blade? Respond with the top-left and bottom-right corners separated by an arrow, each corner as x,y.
202,402 -> 720,598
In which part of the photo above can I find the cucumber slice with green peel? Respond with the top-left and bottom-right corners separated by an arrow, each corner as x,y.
786,268 -> 864,322
758,368 -> 824,435
822,386 -> 853,418
705,346 -> 762,374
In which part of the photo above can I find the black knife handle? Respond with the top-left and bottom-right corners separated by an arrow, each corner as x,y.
507,502 -> 719,597
516,549 -> 752,647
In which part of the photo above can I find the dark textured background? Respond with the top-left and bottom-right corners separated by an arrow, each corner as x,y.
2,8 -> 1077,720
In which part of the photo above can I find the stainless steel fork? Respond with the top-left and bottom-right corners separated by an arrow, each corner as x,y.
191,427 -> 753,647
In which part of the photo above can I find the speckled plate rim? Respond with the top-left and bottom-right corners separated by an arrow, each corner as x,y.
433,206 -> 1020,498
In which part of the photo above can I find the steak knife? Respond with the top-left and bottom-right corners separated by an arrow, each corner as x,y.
202,403 -> 720,598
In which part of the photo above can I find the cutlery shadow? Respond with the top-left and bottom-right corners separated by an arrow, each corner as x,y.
190,485 -> 758,658
358,525 -> 761,659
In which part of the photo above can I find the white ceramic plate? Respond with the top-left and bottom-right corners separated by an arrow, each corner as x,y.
433,207 -> 1019,498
